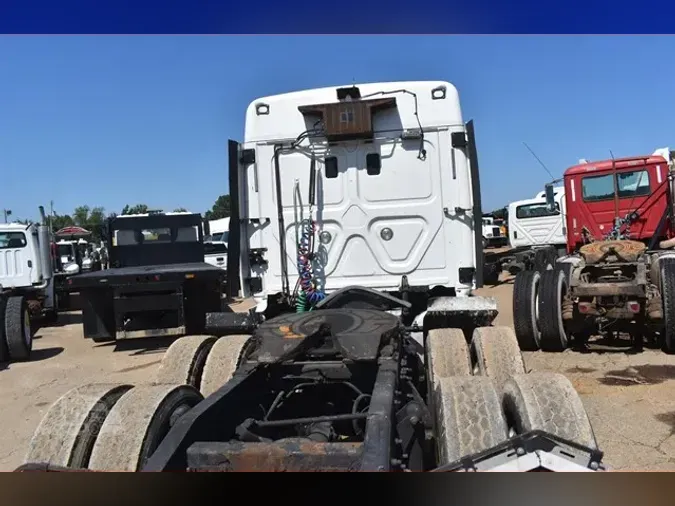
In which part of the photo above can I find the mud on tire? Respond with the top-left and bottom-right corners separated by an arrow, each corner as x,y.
431,376 -> 508,465
470,326 -> 526,392
502,372 -> 597,449
200,335 -> 253,397
426,328 -> 472,386
154,335 -> 217,389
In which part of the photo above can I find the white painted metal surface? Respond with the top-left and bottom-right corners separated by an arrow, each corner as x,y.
508,187 -> 567,249
0,223 -> 36,289
236,81 -> 477,300
204,241 -> 227,270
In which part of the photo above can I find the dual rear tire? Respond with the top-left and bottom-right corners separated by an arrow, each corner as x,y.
516,258 -> 675,353
425,325 -> 595,466
513,267 -> 570,352
23,333 -> 255,471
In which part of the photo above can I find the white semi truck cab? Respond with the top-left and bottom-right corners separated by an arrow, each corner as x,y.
226,81 -> 487,318
0,207 -> 58,362
508,185 -> 566,253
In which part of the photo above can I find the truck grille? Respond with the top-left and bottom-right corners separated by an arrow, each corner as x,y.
493,227 -> 501,237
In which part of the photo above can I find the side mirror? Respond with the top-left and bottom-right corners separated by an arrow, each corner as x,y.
544,183 -> 556,212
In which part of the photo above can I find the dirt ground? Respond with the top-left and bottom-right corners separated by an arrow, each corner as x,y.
3,285 -> 675,471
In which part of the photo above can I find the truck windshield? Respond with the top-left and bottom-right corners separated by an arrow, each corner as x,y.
617,170 -> 650,198
141,228 -> 172,243
582,169 -> 651,202
57,244 -> 72,257
114,226 -> 199,245
0,232 -> 26,249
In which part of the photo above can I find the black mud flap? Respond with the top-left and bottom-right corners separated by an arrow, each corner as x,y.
226,139 -> 242,299
466,120 -> 484,288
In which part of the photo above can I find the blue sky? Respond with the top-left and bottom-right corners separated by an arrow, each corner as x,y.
1,36 -> 673,222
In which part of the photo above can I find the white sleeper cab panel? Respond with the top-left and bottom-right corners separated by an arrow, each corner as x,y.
237,81 -> 478,300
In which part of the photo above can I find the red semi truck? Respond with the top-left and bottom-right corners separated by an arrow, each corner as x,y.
513,149 -> 675,353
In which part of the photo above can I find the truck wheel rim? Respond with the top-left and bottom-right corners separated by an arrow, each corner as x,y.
23,309 -> 31,347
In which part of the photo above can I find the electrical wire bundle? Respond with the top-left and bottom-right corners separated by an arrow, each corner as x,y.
295,218 -> 325,312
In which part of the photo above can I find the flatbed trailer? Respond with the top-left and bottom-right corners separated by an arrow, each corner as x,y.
70,262 -> 224,341
71,212 -> 226,342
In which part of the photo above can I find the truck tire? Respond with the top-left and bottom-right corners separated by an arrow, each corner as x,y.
426,328 -> 472,387
88,384 -> 203,471
556,261 -> 573,284
432,376 -> 508,465
0,296 -> 9,363
154,335 -> 217,389
502,373 -> 597,449
538,269 -> 569,352
470,327 -> 526,392
24,383 -> 133,468
4,296 -> 32,361
199,335 -> 253,397
512,270 -> 541,351
660,257 -> 675,353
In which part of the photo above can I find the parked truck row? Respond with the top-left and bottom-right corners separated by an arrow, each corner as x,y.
21,81 -> 605,473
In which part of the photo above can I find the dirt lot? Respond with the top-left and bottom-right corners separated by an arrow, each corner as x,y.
3,284 -> 675,471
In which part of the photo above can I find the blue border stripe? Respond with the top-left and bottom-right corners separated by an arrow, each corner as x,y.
2,0 -> 675,33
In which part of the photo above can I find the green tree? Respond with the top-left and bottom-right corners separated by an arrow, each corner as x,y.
51,214 -> 75,232
204,195 -> 231,221
121,204 -> 149,215
491,207 -> 508,221
173,207 -> 188,212
68,205 -> 107,241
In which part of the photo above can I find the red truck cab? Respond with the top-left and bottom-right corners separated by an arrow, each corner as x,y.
563,154 -> 673,253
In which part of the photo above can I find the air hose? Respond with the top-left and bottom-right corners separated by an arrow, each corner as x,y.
296,219 -> 325,311
295,157 -> 325,312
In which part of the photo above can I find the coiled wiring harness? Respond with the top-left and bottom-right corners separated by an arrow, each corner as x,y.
293,157 -> 325,312
295,219 -> 324,311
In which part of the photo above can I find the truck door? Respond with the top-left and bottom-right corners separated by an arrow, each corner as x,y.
0,229 -> 32,289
